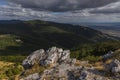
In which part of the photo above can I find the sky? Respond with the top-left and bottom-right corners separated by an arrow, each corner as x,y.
0,0 -> 120,23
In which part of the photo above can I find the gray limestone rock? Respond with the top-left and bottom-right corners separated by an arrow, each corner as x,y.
103,51 -> 114,60
20,73 -> 40,80
21,47 -> 118,80
43,47 -> 71,65
111,59 -> 120,73
22,49 -> 45,69
22,47 -> 72,69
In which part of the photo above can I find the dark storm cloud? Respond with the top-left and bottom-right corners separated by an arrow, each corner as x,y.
89,1 -> 120,14
90,9 -> 120,14
1,0 -> 120,22
9,0 -> 119,12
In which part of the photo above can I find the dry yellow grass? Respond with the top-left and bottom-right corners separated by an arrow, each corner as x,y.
105,59 -> 112,64
115,49 -> 120,53
0,61 -> 15,75
75,60 -> 92,67
0,34 -> 10,38
95,66 -> 105,71
0,61 -> 15,80
0,61 -> 14,69
94,61 -> 104,71
95,62 -> 103,66
24,63 -> 45,77
14,75 -> 20,80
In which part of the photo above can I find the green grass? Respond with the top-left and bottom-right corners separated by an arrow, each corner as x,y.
0,20 -> 119,79
0,34 -> 21,50
33,26 -> 68,33
71,41 -> 120,62
0,34 -> 25,55
0,56 -> 26,63
0,61 -> 23,79
0,20 -> 119,50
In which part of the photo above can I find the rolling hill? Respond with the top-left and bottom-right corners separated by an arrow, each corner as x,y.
0,20 -> 119,55
82,22 -> 120,37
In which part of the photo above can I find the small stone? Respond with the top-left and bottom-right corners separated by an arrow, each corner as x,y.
20,73 -> 40,80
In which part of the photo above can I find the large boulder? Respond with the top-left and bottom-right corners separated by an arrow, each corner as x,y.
22,49 -> 45,69
79,70 -> 89,80
20,73 -> 40,80
44,47 -> 60,65
103,51 -> 114,60
44,47 -> 70,65
111,59 -> 120,73
22,47 -> 71,69
21,47 -> 118,80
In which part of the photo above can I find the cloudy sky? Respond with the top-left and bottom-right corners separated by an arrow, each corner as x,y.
0,0 -> 120,23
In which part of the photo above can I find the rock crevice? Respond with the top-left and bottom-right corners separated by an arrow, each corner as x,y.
21,47 -> 120,80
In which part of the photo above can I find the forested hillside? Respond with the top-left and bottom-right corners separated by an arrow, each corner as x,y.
0,20 -> 119,55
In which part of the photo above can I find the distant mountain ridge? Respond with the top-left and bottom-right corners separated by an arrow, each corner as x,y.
0,20 -> 22,24
80,22 -> 120,37
0,20 -> 119,49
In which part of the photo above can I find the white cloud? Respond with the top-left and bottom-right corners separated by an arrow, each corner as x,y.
89,1 -> 120,13
9,0 -> 119,12
0,3 -> 54,20
0,1 -> 120,23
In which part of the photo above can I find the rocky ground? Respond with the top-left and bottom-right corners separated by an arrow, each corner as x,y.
19,47 -> 120,80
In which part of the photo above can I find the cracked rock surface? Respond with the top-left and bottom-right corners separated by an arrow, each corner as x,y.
20,47 -> 120,80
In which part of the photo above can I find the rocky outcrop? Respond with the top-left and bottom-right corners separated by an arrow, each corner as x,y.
22,49 -> 45,69
22,47 -> 73,70
42,47 -> 71,65
20,73 -> 40,80
110,59 -> 120,73
103,51 -> 114,60
21,47 -> 120,80
67,67 -> 110,80
21,47 -> 76,80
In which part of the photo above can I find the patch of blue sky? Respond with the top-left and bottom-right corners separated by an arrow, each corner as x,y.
0,0 -> 7,5
51,12 -> 66,15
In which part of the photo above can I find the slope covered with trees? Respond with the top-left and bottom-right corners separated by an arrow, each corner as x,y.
0,20 -> 119,54
0,20 -> 120,79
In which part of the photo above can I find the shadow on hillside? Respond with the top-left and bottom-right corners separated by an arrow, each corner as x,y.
87,69 -> 105,77
0,45 -> 37,56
